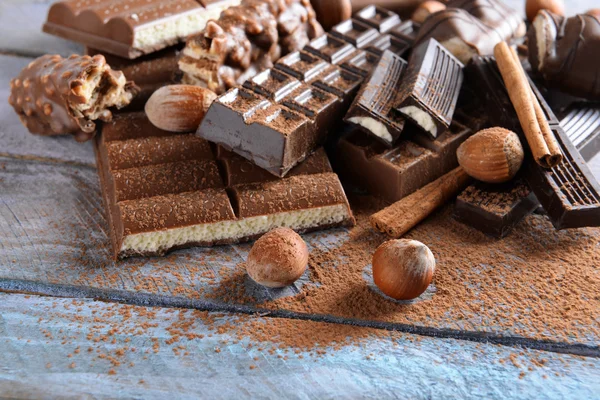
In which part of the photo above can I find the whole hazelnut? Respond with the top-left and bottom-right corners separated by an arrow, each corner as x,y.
525,0 -> 564,22
246,228 -> 309,288
412,1 -> 447,24
457,127 -> 524,184
586,9 -> 600,21
310,0 -> 352,31
372,239 -> 436,301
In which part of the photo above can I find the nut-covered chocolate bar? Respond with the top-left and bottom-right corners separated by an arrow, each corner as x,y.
197,7 -> 413,177
96,112 -> 354,259
179,0 -> 323,94
8,54 -> 137,141
560,104 -> 600,162
43,0 -> 238,59
528,11 -> 600,101
395,39 -> 464,139
454,180 -> 539,238
467,56 -> 600,229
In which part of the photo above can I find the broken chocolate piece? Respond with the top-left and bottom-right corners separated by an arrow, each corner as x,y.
8,54 -> 137,141
395,39 -> 464,139
454,180 -> 539,238
96,112 -> 354,259
344,50 -> 408,146
528,11 -> 600,101
560,104 -> 600,162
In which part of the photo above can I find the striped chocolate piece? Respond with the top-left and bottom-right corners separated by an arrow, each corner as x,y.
394,39 -> 465,139
467,56 -> 600,229
96,112 -> 354,259
560,104 -> 600,162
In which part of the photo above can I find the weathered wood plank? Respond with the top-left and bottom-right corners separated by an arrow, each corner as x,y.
1,293 -> 599,400
0,55 -> 95,166
0,157 -> 599,355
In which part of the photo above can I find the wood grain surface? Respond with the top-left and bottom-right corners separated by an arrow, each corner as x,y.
1,0 -> 599,398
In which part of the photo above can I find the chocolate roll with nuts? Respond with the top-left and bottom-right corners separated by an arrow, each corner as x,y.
528,11 -> 600,101
8,54 -> 137,142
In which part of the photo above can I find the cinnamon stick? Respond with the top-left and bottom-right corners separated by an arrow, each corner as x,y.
371,167 -> 471,238
494,41 -> 562,169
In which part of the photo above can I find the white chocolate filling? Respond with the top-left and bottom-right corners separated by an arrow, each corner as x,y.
533,13 -> 557,71
121,204 -> 349,255
348,116 -> 393,144
399,106 -> 437,138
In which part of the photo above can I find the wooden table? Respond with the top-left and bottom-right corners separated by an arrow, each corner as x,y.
1,1 -> 599,398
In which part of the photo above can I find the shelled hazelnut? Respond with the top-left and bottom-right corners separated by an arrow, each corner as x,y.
412,1 -> 446,24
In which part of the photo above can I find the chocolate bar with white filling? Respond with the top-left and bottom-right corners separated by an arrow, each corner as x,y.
96,112 -> 354,259
394,39 -> 464,139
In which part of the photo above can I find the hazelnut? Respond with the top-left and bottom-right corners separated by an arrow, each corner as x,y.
412,1 -> 446,24
457,127 -> 524,184
525,0 -> 564,22
246,228 -> 309,288
309,0 -> 352,31
586,9 -> 600,21
145,85 -> 217,132
373,239 -> 435,301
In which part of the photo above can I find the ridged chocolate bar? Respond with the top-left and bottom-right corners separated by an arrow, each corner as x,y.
197,7 -> 411,177
467,56 -> 600,229
560,104 -> 600,162
344,50 -> 408,146
43,0 -> 238,59
454,180 -> 539,238
96,112 -> 354,259
395,39 -> 464,139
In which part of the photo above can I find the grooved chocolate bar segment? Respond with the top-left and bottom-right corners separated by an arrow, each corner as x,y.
467,56 -> 600,229
43,0 -> 232,59
454,180 -> 539,238
339,50 -> 380,77
355,6 -> 402,33
305,34 -> 357,65
310,65 -> 362,106
364,35 -> 411,58
344,50 -> 408,146
561,104 -> 600,162
395,39 -> 465,139
274,51 -> 330,83
389,20 -> 420,42
331,19 -> 381,49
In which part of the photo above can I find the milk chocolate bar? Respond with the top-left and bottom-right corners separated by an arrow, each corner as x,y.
467,56 -> 600,229
43,0 -> 238,59
454,180 -> 539,238
8,54 -> 137,142
395,39 -> 464,139
560,104 -> 600,162
344,50 -> 408,146
96,112 -> 354,259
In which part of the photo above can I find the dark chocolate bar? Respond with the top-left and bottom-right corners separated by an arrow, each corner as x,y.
354,6 -> 402,34
454,180 -> 539,238
467,56 -> 600,229
96,112 -> 354,259
560,104 -> 600,162
395,39 -> 464,139
344,50 -> 408,146
43,0 -> 237,59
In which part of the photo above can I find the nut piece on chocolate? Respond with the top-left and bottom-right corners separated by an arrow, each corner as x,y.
528,11 -> 600,101
8,54 -> 137,142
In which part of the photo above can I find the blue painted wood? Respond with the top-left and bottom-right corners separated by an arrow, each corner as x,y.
1,293 -> 599,400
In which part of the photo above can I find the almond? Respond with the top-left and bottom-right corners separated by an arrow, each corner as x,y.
145,85 -> 217,132
457,127 -> 524,184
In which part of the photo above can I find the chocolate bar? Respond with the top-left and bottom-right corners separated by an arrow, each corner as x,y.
467,56 -> 600,229
43,0 -> 238,59
354,6 -> 402,34
96,112 -> 354,259
395,39 -> 464,139
8,54 -> 137,141
344,50 -> 408,146
454,180 -> 539,238
335,117 -> 473,203
561,104 -> 600,162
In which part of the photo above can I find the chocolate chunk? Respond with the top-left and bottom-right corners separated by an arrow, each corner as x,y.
528,11 -> 600,101
454,180 -> 539,238
467,56 -> 600,229
560,104 -> 600,162
96,112 -> 354,259
344,50 -> 408,146
43,0 -> 235,59
395,39 -> 464,139
8,54 -> 137,141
